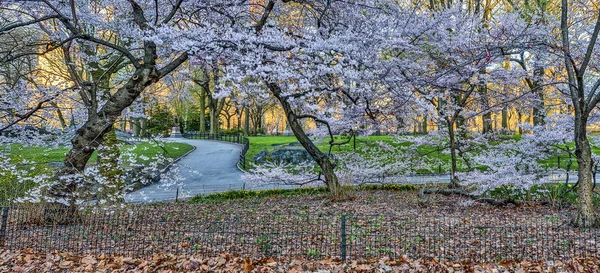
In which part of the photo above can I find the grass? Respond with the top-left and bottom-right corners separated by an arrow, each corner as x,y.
246,135 -> 459,174
2,141 -> 194,165
188,184 -> 420,204
188,187 -> 330,203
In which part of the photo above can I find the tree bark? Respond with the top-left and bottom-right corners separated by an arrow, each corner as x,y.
199,89 -> 206,133
52,102 -> 68,129
573,113 -> 599,227
501,107 -> 508,130
482,113 -> 493,133
532,65 -> 546,126
96,126 -> 123,203
244,107 -> 250,136
209,105 -> 218,134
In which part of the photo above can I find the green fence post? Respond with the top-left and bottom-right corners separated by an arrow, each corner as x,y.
0,206 -> 8,247
341,215 -> 347,260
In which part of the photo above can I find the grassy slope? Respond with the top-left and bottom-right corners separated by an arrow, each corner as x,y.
0,142 -> 194,202
2,142 -> 194,164
246,135 -> 451,173
246,135 -> 598,174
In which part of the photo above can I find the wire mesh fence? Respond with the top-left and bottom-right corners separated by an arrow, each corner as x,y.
1,204 -> 599,261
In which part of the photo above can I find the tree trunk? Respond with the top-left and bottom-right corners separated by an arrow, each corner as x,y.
480,73 -> 493,133
199,90 -> 206,133
269,83 -> 342,197
501,107 -> 508,130
209,106 -> 218,134
532,65 -> 546,126
572,113 -> 599,227
244,107 -> 250,136
447,118 -> 460,188
140,118 -> 147,137
96,126 -> 124,203
516,111 -> 523,134
52,102 -> 68,129
482,112 -> 493,133
132,118 -> 140,137
456,114 -> 467,138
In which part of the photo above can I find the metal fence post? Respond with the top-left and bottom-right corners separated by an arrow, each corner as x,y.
0,206 -> 8,247
341,215 -> 347,260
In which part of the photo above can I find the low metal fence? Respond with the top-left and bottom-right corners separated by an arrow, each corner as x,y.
239,138 -> 250,170
1,205 -> 599,261
183,132 -> 245,144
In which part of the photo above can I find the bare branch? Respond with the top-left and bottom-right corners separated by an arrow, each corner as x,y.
0,15 -> 59,34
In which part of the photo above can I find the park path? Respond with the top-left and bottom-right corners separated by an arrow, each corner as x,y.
125,139 -> 247,203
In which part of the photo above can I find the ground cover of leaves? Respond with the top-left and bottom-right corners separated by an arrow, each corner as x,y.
3,190 -> 598,271
2,249 -> 600,272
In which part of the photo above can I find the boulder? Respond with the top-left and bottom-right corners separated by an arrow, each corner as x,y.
254,144 -> 313,165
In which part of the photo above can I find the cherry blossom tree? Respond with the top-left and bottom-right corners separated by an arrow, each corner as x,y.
378,4 -> 544,187
215,0 -> 390,197
558,0 -> 600,227
1,0 -> 194,217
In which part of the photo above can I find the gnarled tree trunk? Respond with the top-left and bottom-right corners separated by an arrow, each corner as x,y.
269,83 -> 342,197
572,113 -> 598,227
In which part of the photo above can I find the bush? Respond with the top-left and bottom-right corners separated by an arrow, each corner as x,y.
220,129 -> 244,135
146,104 -> 174,136
189,187 -> 329,203
485,183 -> 600,207
359,184 -> 418,191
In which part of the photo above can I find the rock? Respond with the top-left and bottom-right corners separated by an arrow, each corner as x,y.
254,147 -> 313,165
270,148 -> 312,164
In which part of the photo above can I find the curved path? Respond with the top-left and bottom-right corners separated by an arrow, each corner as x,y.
125,139 -> 246,203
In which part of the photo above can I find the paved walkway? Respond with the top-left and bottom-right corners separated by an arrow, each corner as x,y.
125,139 -> 248,203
